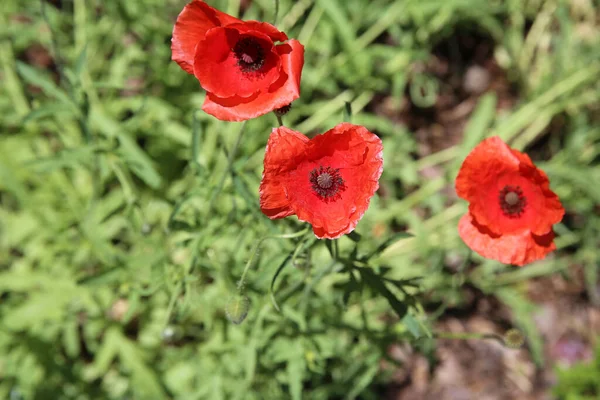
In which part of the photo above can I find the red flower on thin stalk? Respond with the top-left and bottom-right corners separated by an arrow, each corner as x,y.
260,123 -> 383,239
171,0 -> 304,121
455,136 -> 564,266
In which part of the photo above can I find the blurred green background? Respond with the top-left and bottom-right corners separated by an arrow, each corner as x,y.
1,0 -> 599,398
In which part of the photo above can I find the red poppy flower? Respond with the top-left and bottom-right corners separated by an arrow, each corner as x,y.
455,136 -> 564,266
260,123 -> 383,239
171,0 -> 304,121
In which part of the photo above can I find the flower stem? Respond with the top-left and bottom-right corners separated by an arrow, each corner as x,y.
333,239 -> 340,260
208,121 -> 247,213
276,114 -> 284,127
237,227 -> 310,291
434,331 -> 501,341
273,0 -> 280,26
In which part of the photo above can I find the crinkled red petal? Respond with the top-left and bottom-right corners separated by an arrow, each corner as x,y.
456,136 -> 519,234
171,0 -> 240,74
513,152 -> 564,234
260,127 -> 310,218
225,21 -> 288,42
193,28 -> 282,99
201,39 -> 304,121
458,212 -> 557,267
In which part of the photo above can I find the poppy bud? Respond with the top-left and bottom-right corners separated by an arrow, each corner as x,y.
226,294 -> 250,324
503,328 -> 525,349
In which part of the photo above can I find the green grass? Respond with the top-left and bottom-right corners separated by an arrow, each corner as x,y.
1,0 -> 599,398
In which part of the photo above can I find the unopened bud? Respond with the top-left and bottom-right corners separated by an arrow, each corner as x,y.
226,294 -> 250,324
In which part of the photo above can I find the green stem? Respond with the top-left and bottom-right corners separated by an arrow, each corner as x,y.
41,0 -> 100,201
276,114 -> 284,127
273,0 -> 280,26
163,280 -> 183,328
208,122 -> 247,213
333,239 -> 339,260
238,227 -> 310,291
40,0 -> 67,88
433,331 -> 503,343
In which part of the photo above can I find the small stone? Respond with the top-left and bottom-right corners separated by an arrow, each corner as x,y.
463,65 -> 490,94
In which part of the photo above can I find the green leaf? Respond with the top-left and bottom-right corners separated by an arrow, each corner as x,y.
454,93 -> 497,171
401,313 -> 422,339
116,134 -> 162,189
191,111 -> 203,173
25,144 -> 102,171
365,232 -> 413,260
22,103 -> 77,124
347,356 -> 380,399
287,341 -> 305,400
359,268 -> 408,319
118,335 -> 167,399
316,0 -> 357,54
62,319 -> 81,358
16,61 -> 75,108
74,45 -> 88,78
91,326 -> 120,377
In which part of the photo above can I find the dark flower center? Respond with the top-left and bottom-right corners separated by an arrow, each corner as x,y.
309,166 -> 345,200
233,37 -> 265,72
498,185 -> 526,218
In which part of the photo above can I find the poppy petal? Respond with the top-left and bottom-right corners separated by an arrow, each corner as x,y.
226,21 -> 288,42
193,28 -> 282,99
455,136 -> 520,233
202,39 -> 304,121
171,0 -> 241,74
458,213 -> 556,267
260,127 -> 310,219
515,156 -> 565,234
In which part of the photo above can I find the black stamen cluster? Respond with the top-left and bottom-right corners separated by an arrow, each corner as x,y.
233,37 -> 265,72
499,185 -> 527,218
309,166 -> 345,200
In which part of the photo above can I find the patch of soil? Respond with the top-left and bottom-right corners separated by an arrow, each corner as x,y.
373,28 -> 519,158
382,266 -> 599,400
